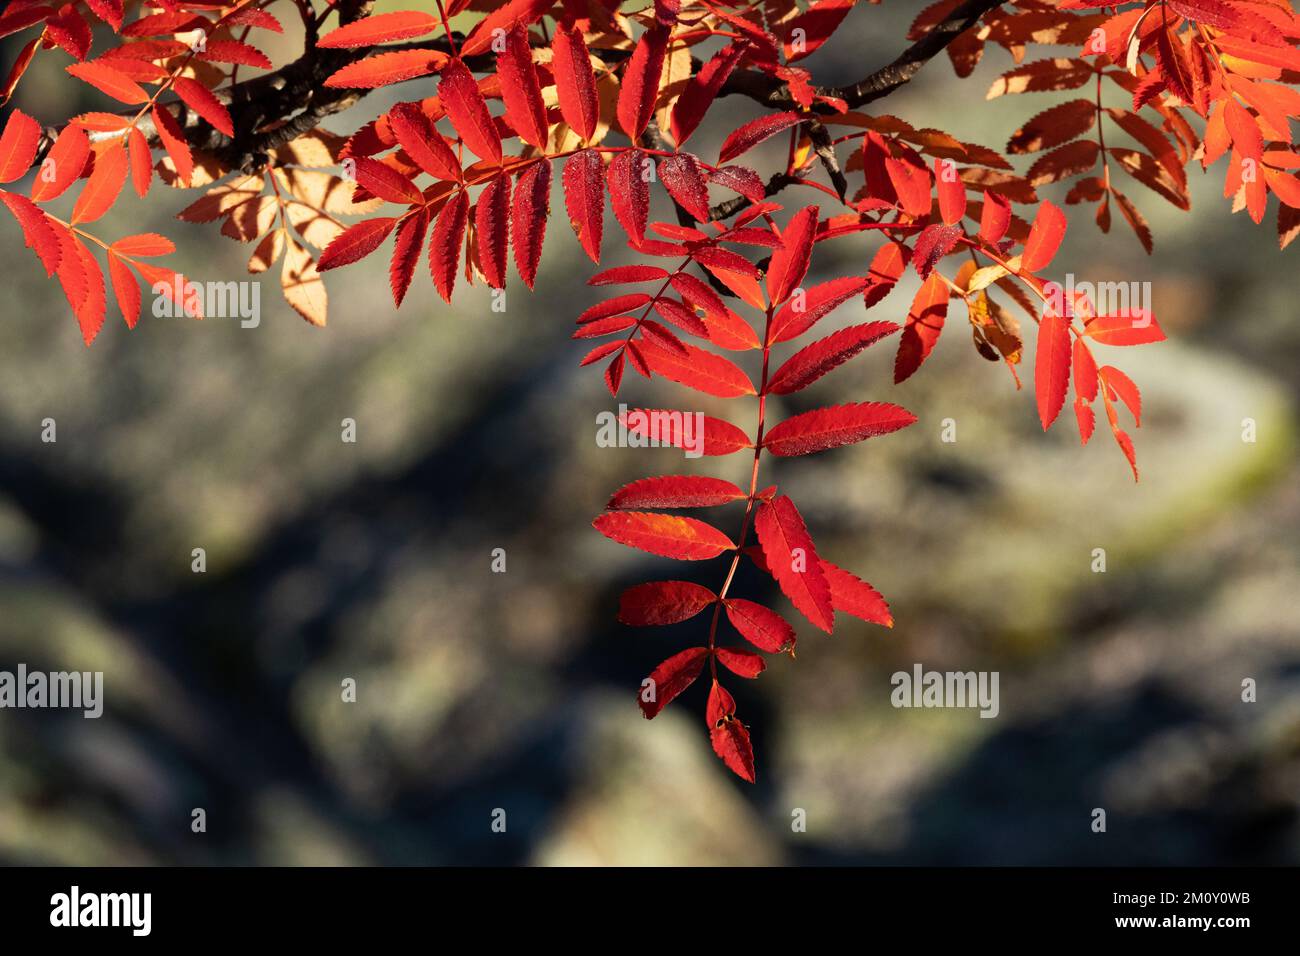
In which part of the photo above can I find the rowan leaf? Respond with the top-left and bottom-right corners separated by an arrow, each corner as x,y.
1034,308 -> 1073,430
173,77 -> 234,138
753,495 -> 833,632
607,475 -> 746,510
763,402 -> 918,458
658,153 -> 712,223
511,160 -> 550,289
498,25 -> 548,150
725,598 -> 796,653
894,271 -> 950,383
429,190 -> 469,301
552,25 -> 599,143
71,142 -> 128,224
563,149 -> 605,262
719,111 -> 804,165
767,321 -> 900,394
638,647 -> 708,718
317,11 -> 441,49
0,108 -> 40,183
607,149 -> 651,245
822,559 -> 892,628
318,216 -> 398,271
593,511 -> 735,560
324,50 -> 448,89
619,581 -> 716,626
438,58 -> 501,164
30,123 -> 89,201
389,209 -> 428,307
671,43 -> 743,147
618,25 -> 670,141
475,173 -> 511,290
771,275 -> 871,343
1021,200 -> 1066,272
636,338 -> 756,397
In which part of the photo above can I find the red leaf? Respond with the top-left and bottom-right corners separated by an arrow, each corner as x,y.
724,598 -> 796,653
658,153 -> 711,222
388,102 -> 461,181
68,235 -> 106,345
753,495 -> 833,632
864,241 -> 909,308
429,190 -> 469,301
318,11 -> 440,48
913,223 -> 962,279
770,275 -> 870,344
1073,337 -> 1099,402
0,191 -> 62,275
498,25 -> 548,149
198,40 -> 272,69
718,111 -> 803,165
710,711 -> 755,782
552,24 -> 599,142
475,173 -> 511,289
671,43 -> 743,147
66,61 -> 147,103
636,338 -> 756,397
511,160 -> 550,289
639,647 -> 708,718
353,156 -> 423,205
619,581 -> 716,626
821,559 -> 892,627
608,475 -> 746,509
767,321 -> 899,394
324,50 -> 447,89
1074,396 -> 1096,445
459,0 -> 554,58
1021,200 -> 1066,272
172,77 -> 234,137
563,149 -> 604,262
978,190 -> 1011,243
1085,311 -> 1165,346
608,149 -> 651,244
709,165 -> 766,202
894,271 -> 949,383
152,104 -> 193,187
716,648 -> 765,678
439,58 -> 501,164
110,233 -> 175,257
766,204 -> 818,305
30,124 -> 89,201
107,253 -> 141,329
885,147 -> 931,217
1035,309 -> 1073,429
318,216 -> 398,271
763,402 -> 918,457
126,127 -> 151,198
1100,365 -> 1142,426
593,511 -> 735,560
0,108 -> 40,183
589,264 -> 667,285
935,156 -> 967,225
71,143 -> 128,224
621,409 -> 753,456
618,24 -> 670,141
389,209 -> 428,307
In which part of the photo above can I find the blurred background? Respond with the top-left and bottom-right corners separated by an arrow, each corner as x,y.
1,3 -> 1298,866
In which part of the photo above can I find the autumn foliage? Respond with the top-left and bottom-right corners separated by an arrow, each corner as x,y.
3,0 -> 1299,780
